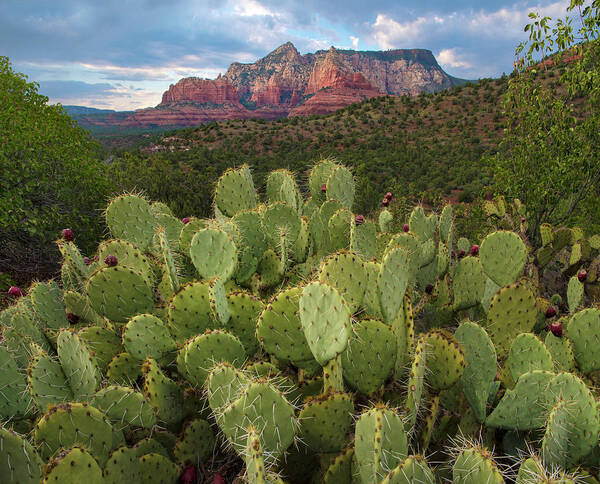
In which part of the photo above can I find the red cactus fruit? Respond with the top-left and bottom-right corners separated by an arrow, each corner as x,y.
355,214 -> 365,225
213,472 -> 225,484
577,269 -> 587,282
381,198 -> 390,207
181,465 -> 196,483
321,183 -> 327,192
66,313 -> 80,325
425,284 -> 434,294
403,224 -> 409,233
104,255 -> 118,267
470,245 -> 479,256
61,228 -> 74,241
8,286 -> 26,297
385,192 -> 393,200
93,255 -> 99,262
182,217 -> 190,225
545,306 -> 557,318
83,257 -> 91,265
457,249 -> 466,259
549,321 -> 563,338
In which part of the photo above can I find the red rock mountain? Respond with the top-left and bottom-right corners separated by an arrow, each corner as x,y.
115,43 -> 466,127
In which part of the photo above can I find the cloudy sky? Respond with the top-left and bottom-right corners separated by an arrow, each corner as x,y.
2,0 -> 573,110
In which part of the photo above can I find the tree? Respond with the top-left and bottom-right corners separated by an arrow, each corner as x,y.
488,1 -> 600,241
0,57 -> 109,278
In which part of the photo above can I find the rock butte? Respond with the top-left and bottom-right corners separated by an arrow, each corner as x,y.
93,42 -> 467,128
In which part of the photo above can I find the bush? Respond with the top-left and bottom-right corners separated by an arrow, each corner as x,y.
0,57 -> 109,279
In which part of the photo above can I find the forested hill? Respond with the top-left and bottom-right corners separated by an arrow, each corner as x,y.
105,64 -> 568,219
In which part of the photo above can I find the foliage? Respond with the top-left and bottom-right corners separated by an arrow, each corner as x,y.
0,57 -> 109,277
488,1 -> 600,241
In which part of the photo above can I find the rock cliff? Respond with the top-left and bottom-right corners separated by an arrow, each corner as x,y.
108,43 -> 467,128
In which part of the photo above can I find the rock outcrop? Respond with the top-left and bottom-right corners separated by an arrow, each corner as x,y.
79,43 -> 467,129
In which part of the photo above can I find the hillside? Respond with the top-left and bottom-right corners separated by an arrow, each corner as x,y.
105,61 -> 574,222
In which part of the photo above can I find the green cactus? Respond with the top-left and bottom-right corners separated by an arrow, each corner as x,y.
137,453 -> 180,484
105,193 -> 158,250
0,426 -> 44,484
142,358 -> 183,426
486,370 -> 555,430
341,317 -> 396,395
508,333 -> 553,382
453,256 -> 487,310
309,158 -> 338,201
354,404 -> 408,484
566,308 -> 600,373
378,247 -> 411,323
455,322 -> 497,423
323,447 -> 354,484
381,455 -> 436,484
30,280 -> 69,330
453,447 -> 504,484
328,208 -> 352,251
104,446 -> 140,484
406,334 -> 427,431
42,447 -> 104,484
182,330 -> 246,386
326,165 -> 355,209
0,346 -> 29,419
567,276 -> 584,314
299,281 -> 351,366
57,329 -> 100,400
214,164 -> 257,217
173,418 -> 215,465
106,352 -> 142,385
166,281 -> 214,343
190,227 -> 238,280
378,208 -> 393,232
208,276 -> 230,324
424,329 -> 466,391
93,385 -> 157,429
34,402 -> 115,464
544,331 -> 575,371
479,230 -> 527,287
225,291 -> 264,356
409,206 -> 438,241
318,251 -> 366,313
256,286 -> 315,365
78,325 -> 122,370
298,392 -> 354,453
85,265 -> 154,323
27,346 -> 73,412
486,283 -> 538,359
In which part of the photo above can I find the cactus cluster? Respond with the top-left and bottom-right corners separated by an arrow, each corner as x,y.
1,160 -> 599,483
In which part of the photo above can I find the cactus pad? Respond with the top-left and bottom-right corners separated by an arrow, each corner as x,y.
298,392 -> 354,453
299,281 -> 351,366
106,352 -> 142,385
341,318 -> 396,394
378,247 -> 411,323
57,329 -> 100,400
409,206 -> 437,241
173,418 -> 215,465
354,405 -> 408,484
567,308 -> 600,373
423,329 -> 466,391
93,385 -> 157,429
453,448 -> 504,484
43,447 -> 103,484
190,228 -> 237,280
508,333 -> 553,382
309,159 -> 337,200
137,452 -> 180,484
85,266 -> 154,323
78,326 -> 122,370
105,194 -> 157,250
103,446 -> 140,484
454,256 -> 487,310
480,231 -> 527,287
182,330 -> 246,386
27,349 -> 73,412
262,202 -> 301,250
34,402 -> 114,464
97,239 -> 154,285
455,322 -> 497,422
0,426 -> 43,484
225,291 -> 264,356
0,347 -> 29,419
381,455 -> 436,484
167,281 -> 214,344
318,251 -> 366,313
30,281 -> 68,330
486,283 -> 537,359
326,165 -> 355,209
486,370 -> 555,430
123,313 -> 176,361
214,165 -> 256,217
142,358 -> 183,426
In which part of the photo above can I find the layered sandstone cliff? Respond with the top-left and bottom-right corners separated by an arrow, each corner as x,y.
116,42 -> 466,127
